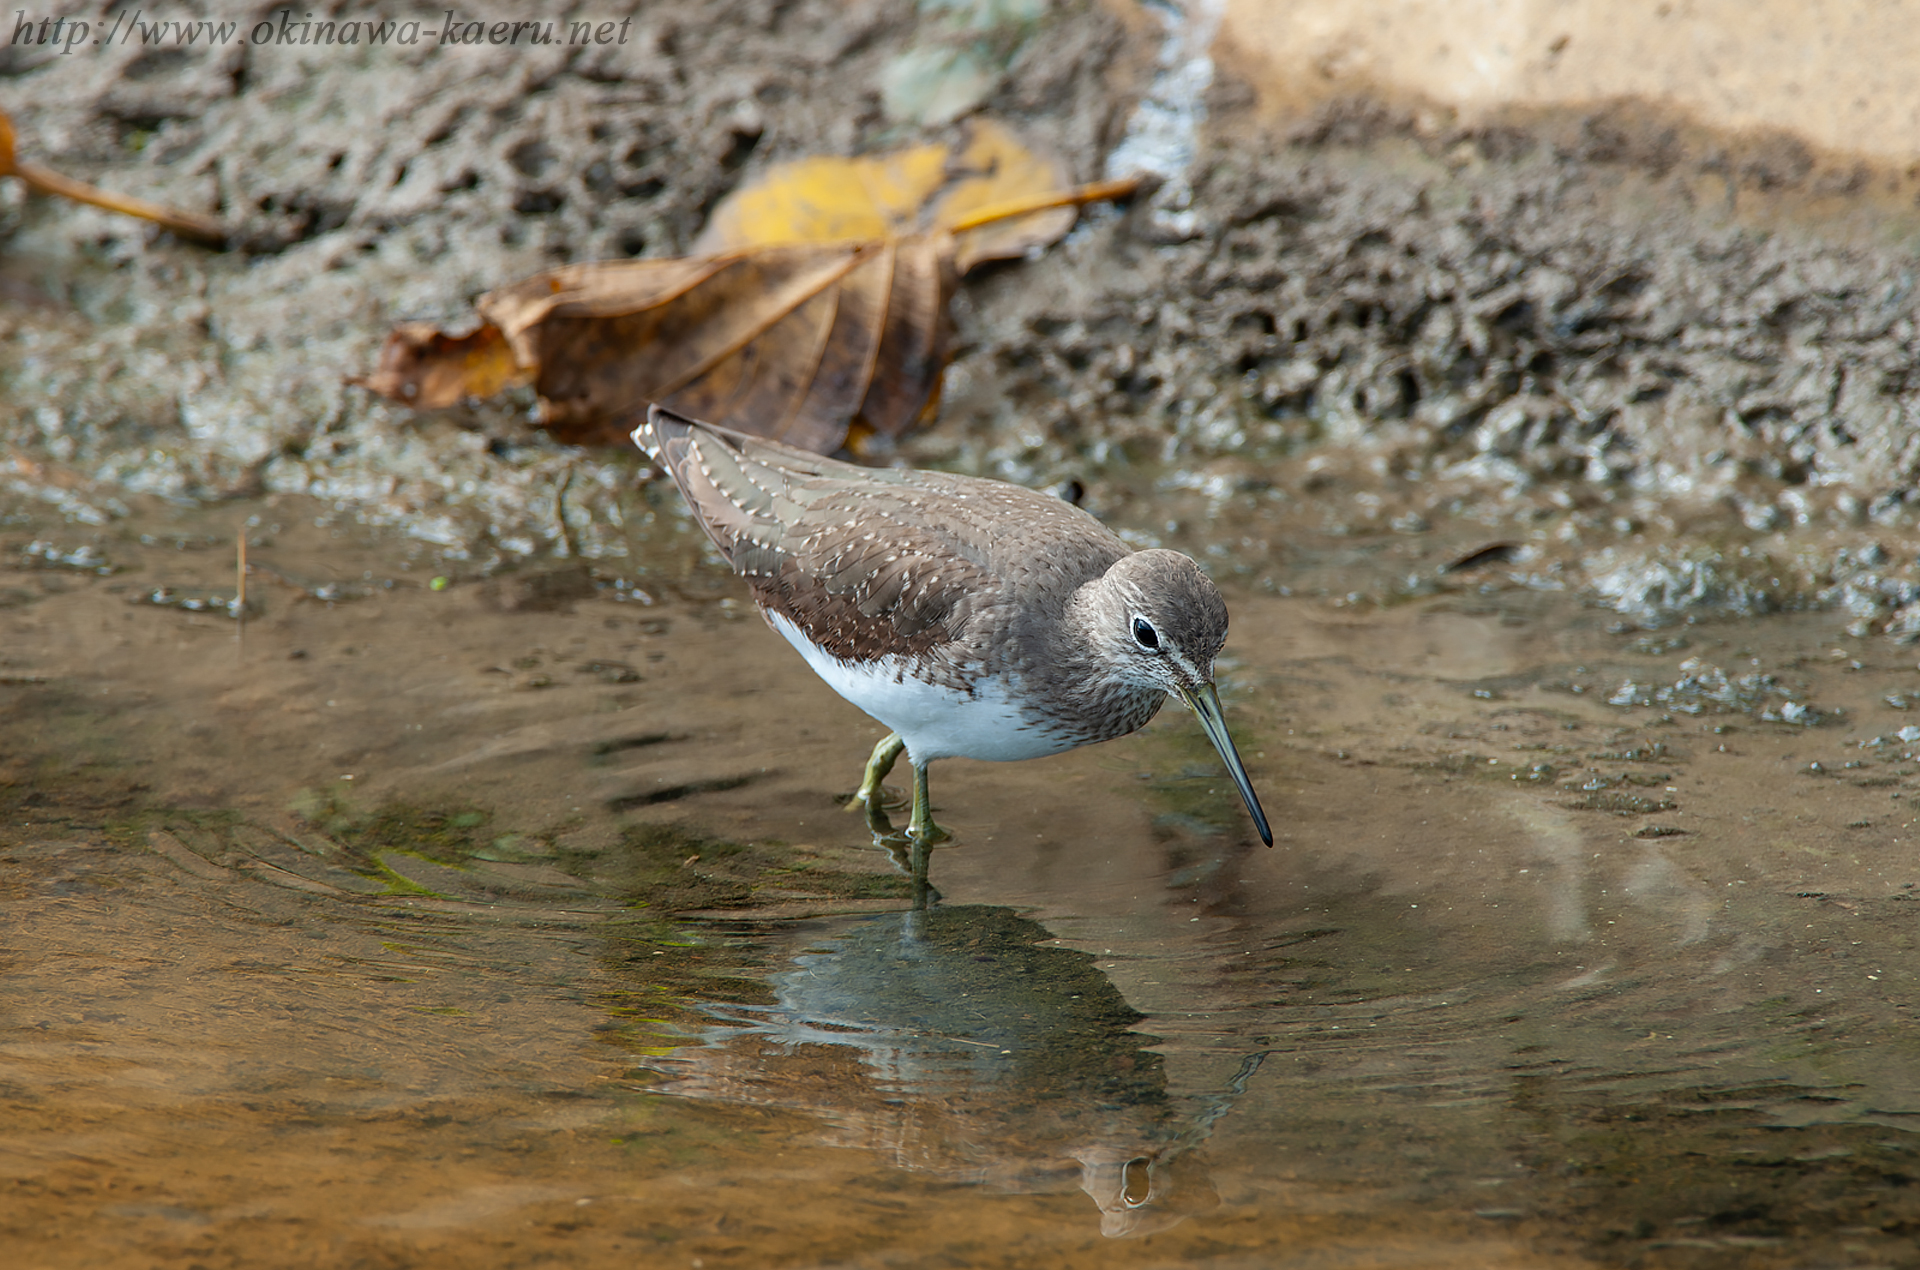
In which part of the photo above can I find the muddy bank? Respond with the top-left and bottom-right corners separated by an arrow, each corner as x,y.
0,0 -> 1138,535
3,2 -> 1920,635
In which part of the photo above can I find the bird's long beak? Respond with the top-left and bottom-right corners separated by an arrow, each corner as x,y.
1177,682 -> 1274,847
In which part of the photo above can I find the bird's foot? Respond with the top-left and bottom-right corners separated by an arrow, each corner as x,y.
844,782 -> 907,816
905,814 -> 952,846
847,735 -> 948,883
847,732 -> 923,839
898,758 -> 951,847
864,787 -> 952,845
866,814 -> 950,852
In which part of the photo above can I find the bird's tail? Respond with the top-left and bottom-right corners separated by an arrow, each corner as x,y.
629,402 -> 701,466
632,403 -> 848,478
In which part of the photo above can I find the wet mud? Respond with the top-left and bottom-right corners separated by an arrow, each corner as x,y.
7,0 -> 1920,1264
9,2 -> 1920,627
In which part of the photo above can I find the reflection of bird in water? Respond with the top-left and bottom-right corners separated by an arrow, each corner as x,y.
632,407 -> 1270,879
648,905 -> 1264,1237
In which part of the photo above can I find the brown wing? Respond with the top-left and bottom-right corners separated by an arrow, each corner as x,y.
634,406 -> 1127,667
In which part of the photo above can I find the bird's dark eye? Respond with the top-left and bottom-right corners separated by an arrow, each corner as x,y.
1131,617 -> 1160,651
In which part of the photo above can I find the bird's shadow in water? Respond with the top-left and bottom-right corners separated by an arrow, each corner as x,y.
645,903 -> 1266,1237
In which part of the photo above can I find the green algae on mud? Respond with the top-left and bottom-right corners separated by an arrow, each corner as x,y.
598,822 -> 912,910
152,786 -> 908,915
1509,1081 -> 1920,1257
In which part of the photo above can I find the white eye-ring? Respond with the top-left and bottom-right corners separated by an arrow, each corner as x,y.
1131,616 -> 1161,651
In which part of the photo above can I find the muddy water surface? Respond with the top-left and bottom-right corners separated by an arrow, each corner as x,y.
5,494 -> 1920,1269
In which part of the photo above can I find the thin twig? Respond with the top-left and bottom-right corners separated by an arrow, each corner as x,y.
942,177 -> 1143,235
13,160 -> 229,246
235,530 -> 247,645
1,109 -> 227,246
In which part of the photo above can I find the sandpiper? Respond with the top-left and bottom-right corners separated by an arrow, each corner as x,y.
633,405 -> 1272,852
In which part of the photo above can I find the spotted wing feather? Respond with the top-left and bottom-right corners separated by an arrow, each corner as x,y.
636,406 -> 1128,672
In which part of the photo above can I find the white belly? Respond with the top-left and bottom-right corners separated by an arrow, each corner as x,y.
766,612 -> 1071,764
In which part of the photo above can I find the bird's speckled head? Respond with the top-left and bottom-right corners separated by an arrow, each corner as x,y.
1078,548 -> 1271,846
1081,549 -> 1229,694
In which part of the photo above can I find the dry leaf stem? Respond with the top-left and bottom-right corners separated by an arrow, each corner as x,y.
944,177 -> 1142,236
0,110 -> 227,246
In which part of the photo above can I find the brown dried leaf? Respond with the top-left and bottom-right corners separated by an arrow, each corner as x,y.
347,321 -> 529,408
465,238 -> 953,449
355,119 -> 1135,452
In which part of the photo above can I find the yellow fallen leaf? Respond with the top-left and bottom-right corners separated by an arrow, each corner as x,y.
691,143 -> 951,248
693,116 -> 1082,272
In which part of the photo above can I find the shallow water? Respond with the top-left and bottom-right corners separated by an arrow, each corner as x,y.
6,493 -> 1920,1268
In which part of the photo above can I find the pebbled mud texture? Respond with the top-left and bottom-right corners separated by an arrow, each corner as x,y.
949,98 -> 1920,515
6,3 -> 1920,628
0,0 -> 1140,549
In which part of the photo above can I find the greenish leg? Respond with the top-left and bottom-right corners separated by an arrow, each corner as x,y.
847,732 -> 905,837
847,732 -> 949,851
906,760 -> 951,846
